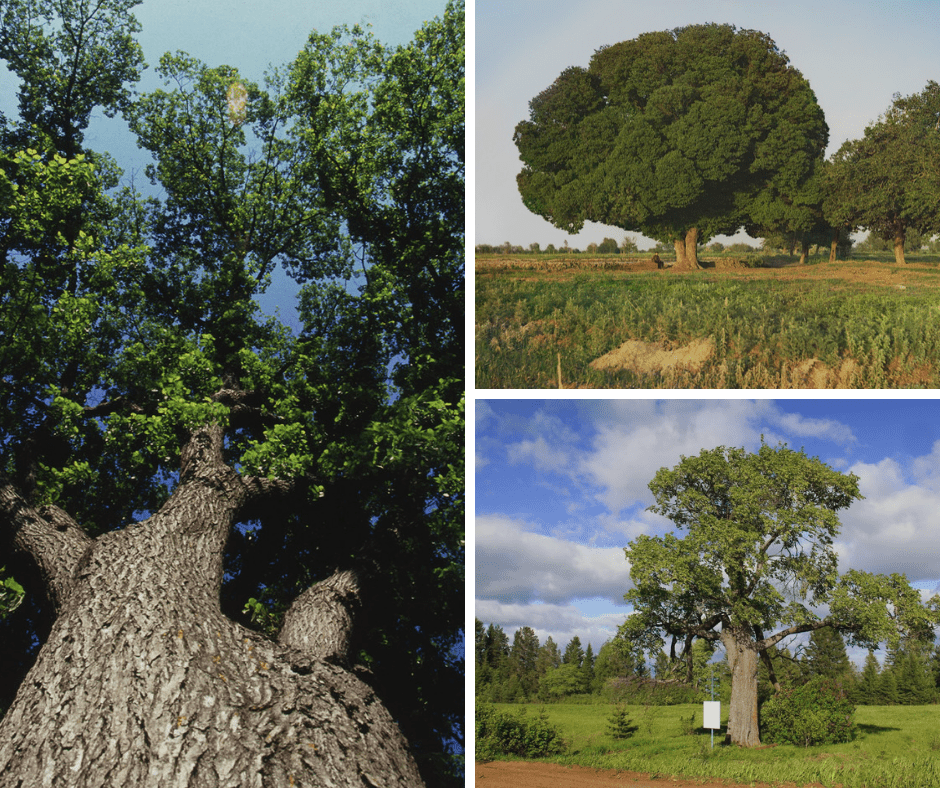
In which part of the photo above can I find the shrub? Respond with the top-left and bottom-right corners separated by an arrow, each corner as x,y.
475,701 -> 567,760
606,705 -> 637,739
760,678 -> 856,746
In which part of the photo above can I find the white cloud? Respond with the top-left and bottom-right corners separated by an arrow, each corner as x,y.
476,514 -> 633,605
836,458 -> 940,581
475,598 -> 628,653
578,400 -> 774,512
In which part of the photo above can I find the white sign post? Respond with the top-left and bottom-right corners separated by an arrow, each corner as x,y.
703,701 -> 721,748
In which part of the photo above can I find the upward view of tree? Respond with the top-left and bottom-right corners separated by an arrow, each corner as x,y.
513,23 -> 828,269
0,0 -> 464,785
623,441 -> 940,747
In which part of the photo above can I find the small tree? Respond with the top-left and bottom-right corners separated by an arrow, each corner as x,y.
598,237 -> 619,254
623,441 -> 940,746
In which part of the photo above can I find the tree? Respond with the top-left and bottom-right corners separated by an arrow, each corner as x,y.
622,441 -> 940,747
858,651 -> 881,705
535,635 -> 562,677
0,0 -> 465,785
804,626 -> 852,681
514,23 -> 828,269
563,635 -> 585,667
827,81 -> 940,265
508,626 -> 540,699
597,237 -> 618,254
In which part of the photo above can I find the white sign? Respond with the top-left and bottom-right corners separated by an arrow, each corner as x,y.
703,700 -> 721,730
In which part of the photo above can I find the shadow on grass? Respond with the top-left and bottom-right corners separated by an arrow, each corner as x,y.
856,723 -> 902,735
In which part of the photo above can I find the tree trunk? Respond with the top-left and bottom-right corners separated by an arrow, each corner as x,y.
798,237 -> 809,265
672,228 -> 702,270
673,238 -> 686,267
0,425 -> 425,788
893,226 -> 906,265
829,227 -> 839,263
721,626 -> 761,747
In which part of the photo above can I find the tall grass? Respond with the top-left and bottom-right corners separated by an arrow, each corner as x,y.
476,264 -> 940,388
485,702 -> 940,788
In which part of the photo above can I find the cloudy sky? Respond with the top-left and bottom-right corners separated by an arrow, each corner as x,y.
475,398 -> 940,666
475,0 -> 940,249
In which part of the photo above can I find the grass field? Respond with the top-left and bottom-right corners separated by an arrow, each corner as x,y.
475,253 -> 940,389
486,702 -> 940,787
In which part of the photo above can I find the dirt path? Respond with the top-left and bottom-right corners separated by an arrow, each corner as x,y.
474,761 -> 820,788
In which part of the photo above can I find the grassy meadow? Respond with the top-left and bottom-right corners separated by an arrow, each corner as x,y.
486,701 -> 940,787
475,252 -> 940,389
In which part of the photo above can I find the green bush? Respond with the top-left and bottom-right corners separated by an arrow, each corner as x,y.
606,705 -> 637,739
475,701 -> 567,760
760,678 -> 856,746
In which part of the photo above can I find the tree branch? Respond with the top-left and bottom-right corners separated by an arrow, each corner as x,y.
279,567 -> 365,664
0,474 -> 92,612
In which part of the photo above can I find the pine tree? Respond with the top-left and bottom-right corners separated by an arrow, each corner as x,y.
508,627 -> 540,698
804,627 -> 852,680
858,651 -> 881,705
536,636 -> 562,677
581,643 -> 596,692
563,636 -> 585,667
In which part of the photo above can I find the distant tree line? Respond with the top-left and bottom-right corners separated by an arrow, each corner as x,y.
475,233 -> 940,258
476,618 -> 940,707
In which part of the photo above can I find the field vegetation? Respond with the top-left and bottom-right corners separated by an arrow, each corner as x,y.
480,701 -> 940,788
475,251 -> 940,388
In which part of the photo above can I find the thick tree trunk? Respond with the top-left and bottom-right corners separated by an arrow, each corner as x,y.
0,426 -> 424,788
673,238 -> 686,267
721,626 -> 761,747
798,238 -> 809,265
829,227 -> 839,263
893,227 -> 906,265
672,228 -> 702,270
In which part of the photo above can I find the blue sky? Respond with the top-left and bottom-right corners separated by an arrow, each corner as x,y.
475,0 -> 940,249
475,398 -> 940,666
1,0 -> 449,330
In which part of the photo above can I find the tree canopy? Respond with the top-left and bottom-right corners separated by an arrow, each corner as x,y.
0,0 -> 464,784
826,81 -> 940,265
513,23 -> 828,268
622,441 -> 940,746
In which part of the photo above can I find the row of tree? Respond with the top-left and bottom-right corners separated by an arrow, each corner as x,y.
477,233 -> 940,258
514,23 -> 940,267
475,619 -> 940,708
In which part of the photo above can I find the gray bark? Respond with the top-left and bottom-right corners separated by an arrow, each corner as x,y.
721,625 -> 761,747
0,425 -> 425,787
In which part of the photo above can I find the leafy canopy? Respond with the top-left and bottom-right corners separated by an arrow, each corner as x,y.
514,23 -> 828,246
1,0 -> 464,780
623,442 -> 939,658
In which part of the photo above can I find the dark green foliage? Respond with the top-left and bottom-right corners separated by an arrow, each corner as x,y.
514,23 -> 827,250
760,678 -> 856,746
475,701 -> 567,760
827,81 -> 940,264
602,676 -> 701,706
1,0 -> 465,782
804,627 -> 852,681
606,705 -> 637,739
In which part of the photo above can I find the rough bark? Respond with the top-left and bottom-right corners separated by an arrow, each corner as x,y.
893,226 -> 906,265
721,625 -> 761,747
0,425 -> 425,788
829,227 -> 839,264
672,228 -> 702,270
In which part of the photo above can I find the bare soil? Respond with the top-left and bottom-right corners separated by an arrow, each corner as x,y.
474,761 -> 826,788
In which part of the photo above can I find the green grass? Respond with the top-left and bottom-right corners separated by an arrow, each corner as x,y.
485,702 -> 940,787
475,263 -> 940,388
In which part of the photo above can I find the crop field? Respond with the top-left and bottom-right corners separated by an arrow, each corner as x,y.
485,702 -> 940,788
475,253 -> 940,389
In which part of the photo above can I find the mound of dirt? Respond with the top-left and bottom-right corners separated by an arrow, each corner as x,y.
590,336 -> 715,374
